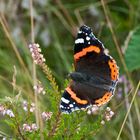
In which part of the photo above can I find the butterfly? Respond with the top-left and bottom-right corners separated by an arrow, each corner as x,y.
60,25 -> 119,114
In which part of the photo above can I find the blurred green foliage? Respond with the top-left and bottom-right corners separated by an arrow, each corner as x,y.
125,27 -> 140,71
0,0 -> 140,140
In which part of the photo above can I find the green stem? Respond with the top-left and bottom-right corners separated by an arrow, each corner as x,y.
116,81 -> 140,140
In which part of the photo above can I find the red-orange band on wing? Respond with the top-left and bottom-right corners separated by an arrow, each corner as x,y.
74,45 -> 100,61
66,87 -> 88,104
108,59 -> 119,81
95,92 -> 112,106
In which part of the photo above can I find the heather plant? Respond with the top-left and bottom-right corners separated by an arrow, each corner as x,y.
0,0 -> 140,140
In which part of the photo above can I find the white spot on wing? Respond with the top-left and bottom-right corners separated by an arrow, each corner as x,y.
71,107 -> 79,112
60,105 -> 64,108
75,38 -> 84,44
61,97 -> 70,104
69,104 -> 74,108
86,36 -> 90,41
104,48 -> 109,55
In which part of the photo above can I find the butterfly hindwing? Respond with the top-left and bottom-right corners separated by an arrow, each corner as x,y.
60,89 -> 90,114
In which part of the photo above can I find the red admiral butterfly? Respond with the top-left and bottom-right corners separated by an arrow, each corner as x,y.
60,25 -> 119,114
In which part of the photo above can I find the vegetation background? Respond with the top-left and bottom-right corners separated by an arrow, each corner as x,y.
0,0 -> 140,140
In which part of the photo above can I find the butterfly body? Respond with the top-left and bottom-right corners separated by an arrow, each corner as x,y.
60,25 -> 119,114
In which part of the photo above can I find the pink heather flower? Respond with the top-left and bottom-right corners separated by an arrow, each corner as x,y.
105,116 -> 111,121
0,105 -> 5,113
117,75 -> 132,97
118,75 -> 125,83
31,123 -> 38,131
87,105 -> 99,115
23,124 -> 32,132
87,109 -> 92,115
22,101 -> 35,113
22,100 -> 28,112
5,109 -> 15,118
110,111 -> 115,116
41,112 -> 53,121
28,43 -> 46,66
106,107 -> 111,112
117,87 -> 123,99
33,81 -> 46,95
91,105 -> 99,114
2,110 -> 7,116
23,123 -> 38,132
30,103 -> 35,112
101,120 -> 105,125
0,105 -> 14,118
104,107 -> 114,121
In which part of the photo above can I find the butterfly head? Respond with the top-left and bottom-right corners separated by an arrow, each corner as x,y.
78,25 -> 95,38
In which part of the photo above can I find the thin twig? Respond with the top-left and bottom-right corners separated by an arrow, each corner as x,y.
29,0 -> 39,127
122,31 -> 133,54
116,81 -> 140,140
52,8 -> 72,33
54,0 -> 76,36
17,124 -> 26,140
74,0 -> 115,26
0,15 -> 26,71
114,88 -> 133,110
48,111 -> 61,137
13,104 -> 26,140
29,1 -> 44,139
124,81 -> 136,140
0,14 -> 34,99
0,75 -> 34,100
